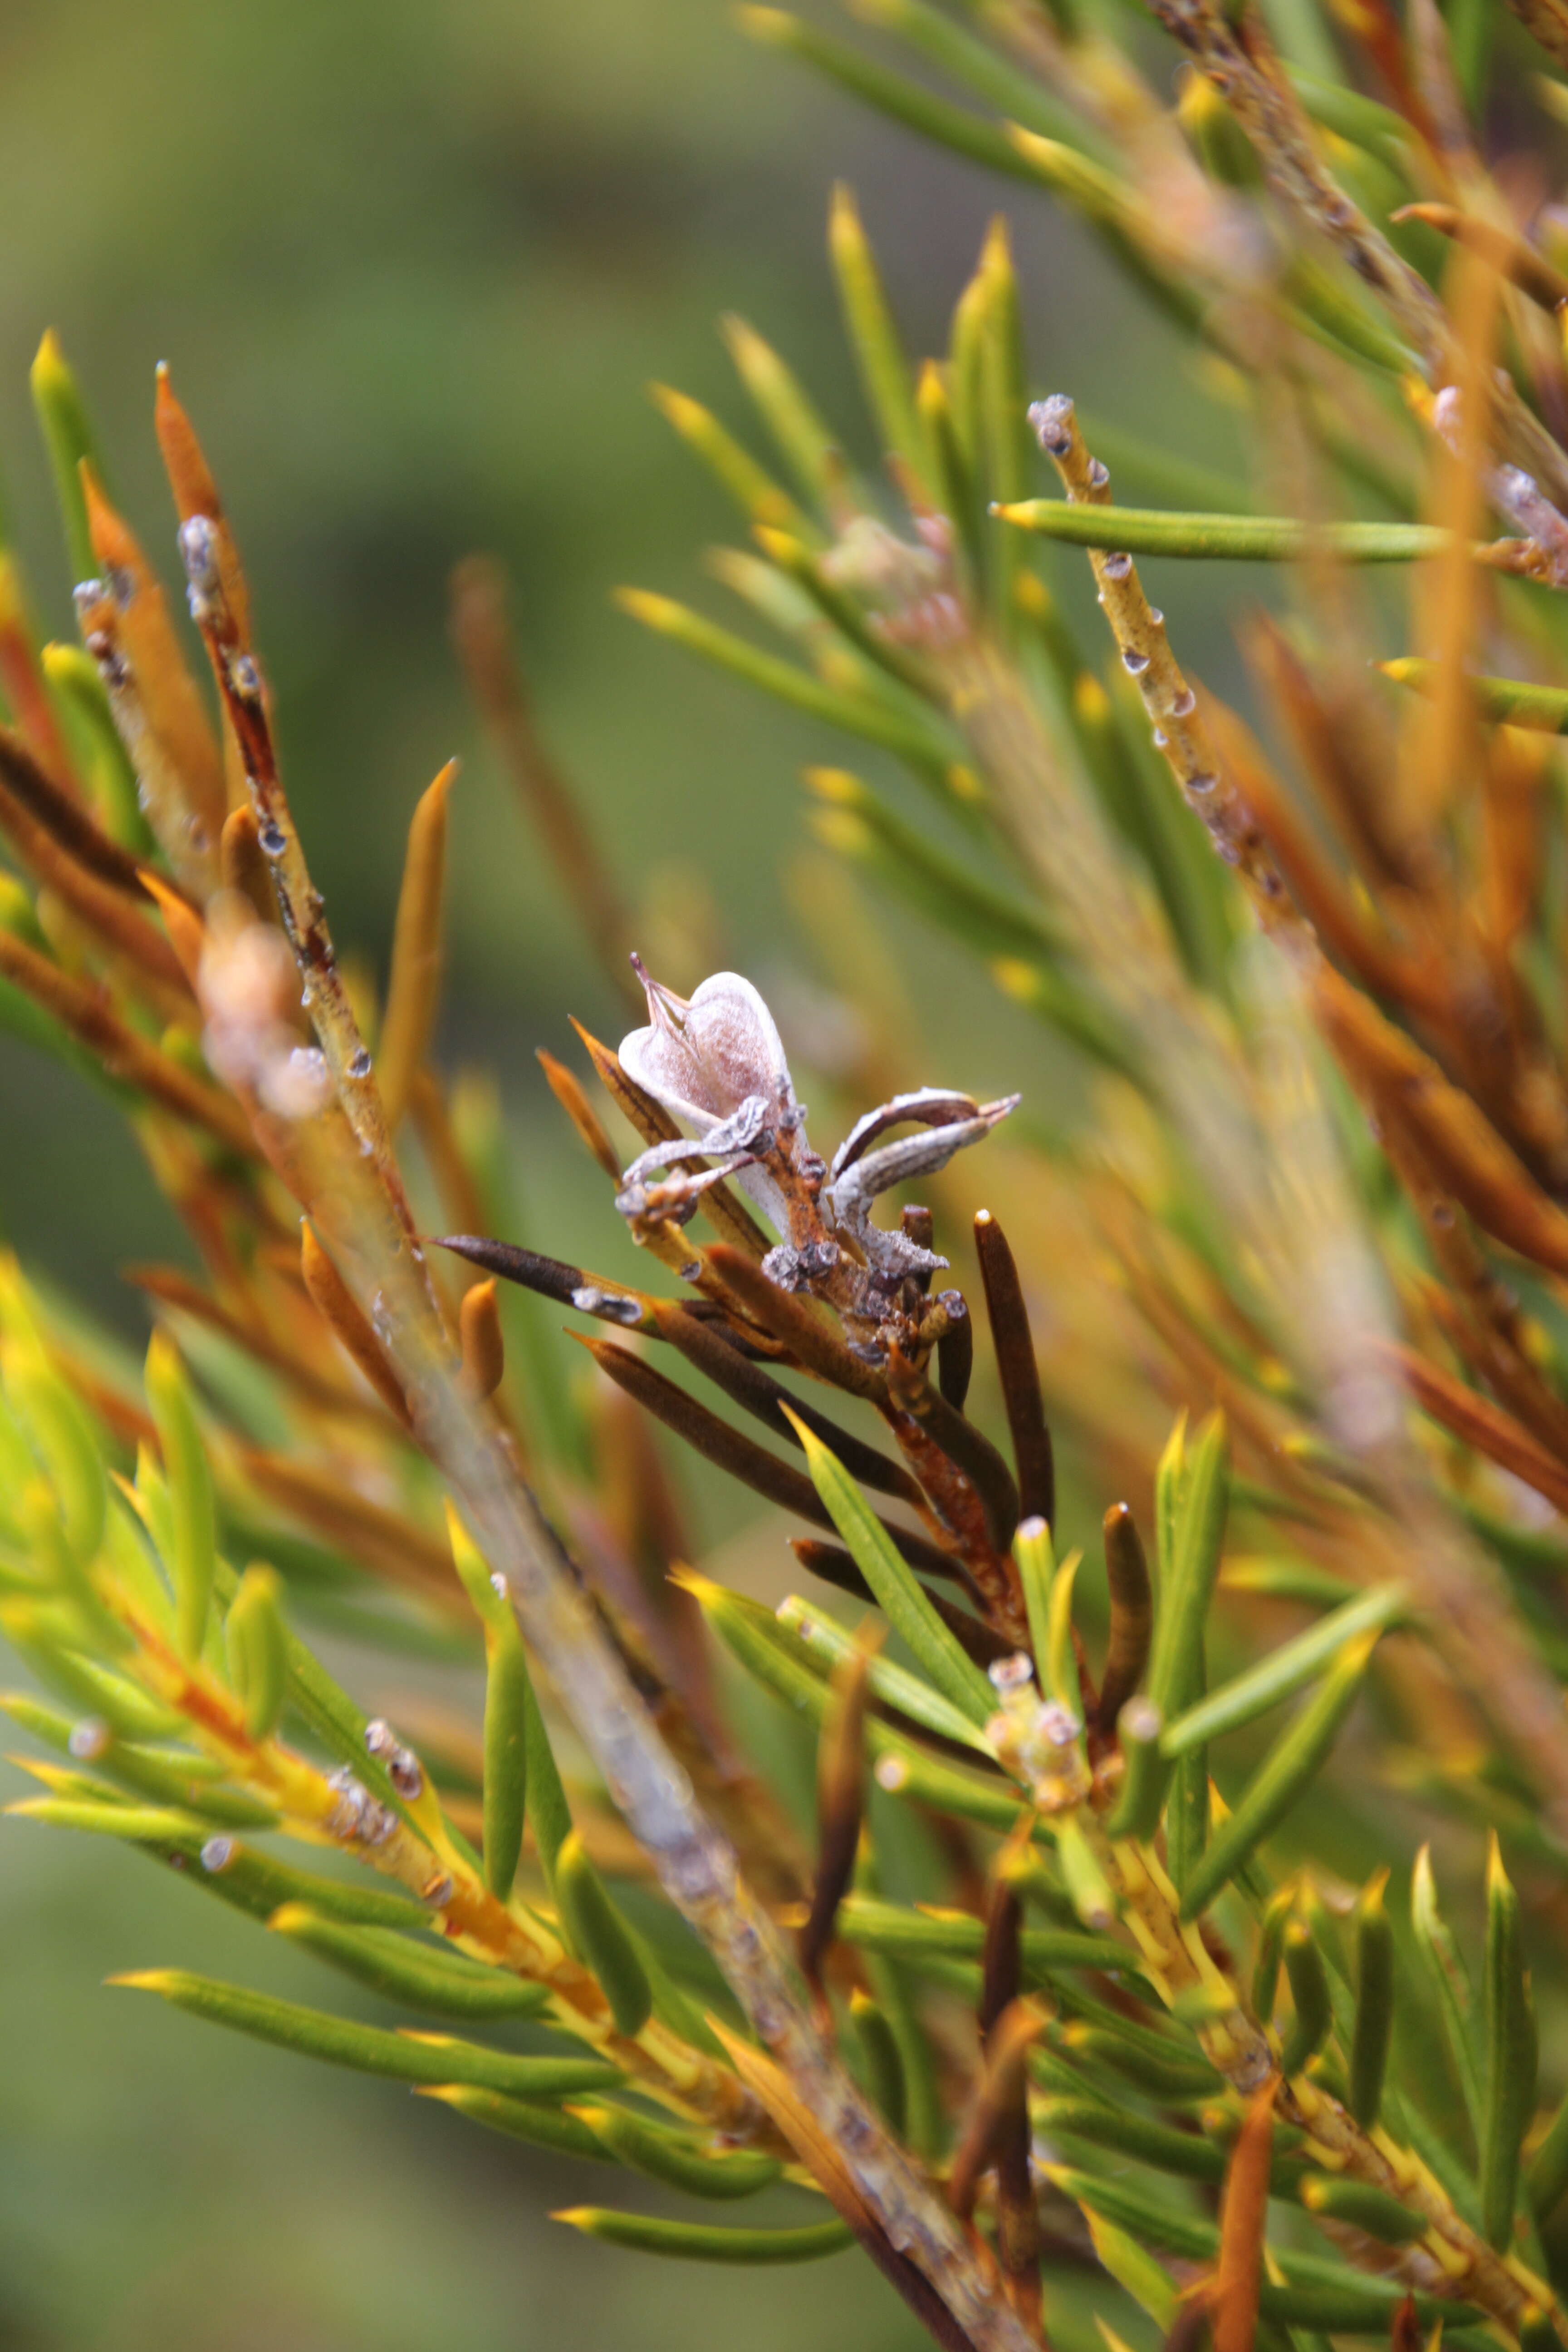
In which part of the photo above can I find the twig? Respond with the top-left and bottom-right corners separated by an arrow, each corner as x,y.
160,406 -> 1038,2352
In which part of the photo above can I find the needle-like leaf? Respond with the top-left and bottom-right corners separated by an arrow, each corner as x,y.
112,1971 -> 618,2097
782,1411 -> 998,1727
553,2209 -> 853,2262
995,500 -> 1481,562
1176,1633 -> 1376,1919
1481,1834 -> 1537,2250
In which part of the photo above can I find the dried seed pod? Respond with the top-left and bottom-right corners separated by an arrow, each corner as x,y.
435,1233 -> 652,1332
703,1243 -> 885,1402
974,1862 -> 1042,2318
0,724 -> 165,907
618,960 -> 801,1234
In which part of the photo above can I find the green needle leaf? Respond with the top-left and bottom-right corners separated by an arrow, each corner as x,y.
615,589 -> 961,779
143,1333 -> 216,1661
1412,1844 -> 1484,2145
1481,1834 -> 1537,2251
447,1507 -> 531,1900
1251,1886 -> 1293,2022
555,1829 -> 653,2038
569,2103 -> 784,2200
1060,2022 -> 1221,2102
1156,1410 -> 1227,1718
836,1892 -> 1144,1984
827,182 -> 926,489
740,10 -> 1044,196
1527,2088 -> 1568,2227
553,2208 -> 853,2262
849,1989 -> 906,2134
848,0 -> 1104,155
113,1971 -> 619,2097
720,314 -> 840,511
481,1624 -> 531,1901
224,1564 -> 289,1742
1049,2166 -> 1215,2262
995,500 -> 1476,563
1013,1514 -> 1054,1684
1279,1921 -> 1332,2078
649,382 -> 810,534
39,643 -> 146,849
782,1411 -> 997,1727
1112,1413 -> 1226,1840
1298,2176 -> 1425,2245
418,2083 -> 607,2162
137,1821 -> 430,1928
0,1620 -> 179,1738
677,1571 -> 1023,1829
1176,1633 -> 1376,1921
1349,1870 -> 1394,2131
1381,658 -> 1568,734
1082,2210 -> 1179,2331
1038,2096 -> 1227,2182
30,331 -> 105,583
775,1596 -> 992,1749
1161,1583 -> 1405,1757
267,1905 -> 553,2020
802,766 -> 1059,966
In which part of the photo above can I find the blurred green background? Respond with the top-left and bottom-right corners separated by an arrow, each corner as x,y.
0,1 -> 1248,2341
